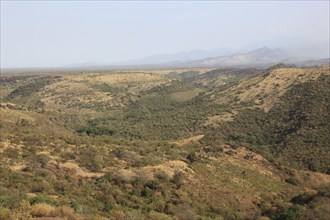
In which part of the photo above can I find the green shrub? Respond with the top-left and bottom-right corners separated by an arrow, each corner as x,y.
272,205 -> 304,220
4,147 -> 20,159
36,154 -> 50,167
187,152 -> 198,163
172,170 -> 184,188
29,195 -> 56,206
285,177 -> 299,186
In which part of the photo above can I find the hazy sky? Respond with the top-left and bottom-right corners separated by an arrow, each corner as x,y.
1,1 -> 329,68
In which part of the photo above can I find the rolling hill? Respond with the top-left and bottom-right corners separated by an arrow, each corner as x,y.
0,65 -> 329,219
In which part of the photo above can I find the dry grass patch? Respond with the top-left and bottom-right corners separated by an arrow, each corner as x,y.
31,203 -> 56,217
171,88 -> 202,102
173,134 -> 204,147
144,160 -> 194,179
60,160 -> 104,178
204,111 -> 238,125
112,160 -> 194,182
0,140 -> 14,154
214,145 -> 279,178
39,72 -> 172,112
215,67 -> 330,112
296,170 -> 330,189
31,206 -> 78,219
0,108 -> 35,124
10,162 -> 27,171
238,68 -> 329,111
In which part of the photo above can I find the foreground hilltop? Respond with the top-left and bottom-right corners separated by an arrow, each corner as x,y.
0,65 -> 329,219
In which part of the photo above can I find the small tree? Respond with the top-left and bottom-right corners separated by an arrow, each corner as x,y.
36,154 -> 50,167
187,152 -> 198,163
172,170 -> 184,188
273,205 -> 304,220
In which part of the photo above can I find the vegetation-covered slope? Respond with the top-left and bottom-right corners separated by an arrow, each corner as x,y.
0,66 -> 329,219
203,68 -> 330,173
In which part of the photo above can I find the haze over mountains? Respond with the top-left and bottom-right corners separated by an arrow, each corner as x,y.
9,45 -> 327,72
120,47 -> 237,65
64,40 -> 329,69
2,36 -> 328,69
186,47 -> 292,67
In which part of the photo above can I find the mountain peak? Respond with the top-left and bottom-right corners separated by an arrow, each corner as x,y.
187,46 -> 292,67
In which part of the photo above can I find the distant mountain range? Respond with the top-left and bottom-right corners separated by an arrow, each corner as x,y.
117,44 -> 329,68
185,47 -> 293,67
56,42 -> 329,70
115,38 -> 329,67
119,47 -> 238,65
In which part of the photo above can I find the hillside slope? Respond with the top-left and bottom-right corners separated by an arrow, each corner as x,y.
202,67 -> 330,173
0,66 -> 329,219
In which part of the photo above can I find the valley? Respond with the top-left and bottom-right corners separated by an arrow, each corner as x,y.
0,65 -> 329,219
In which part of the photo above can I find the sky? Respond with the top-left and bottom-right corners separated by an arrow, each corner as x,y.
1,1 -> 329,68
